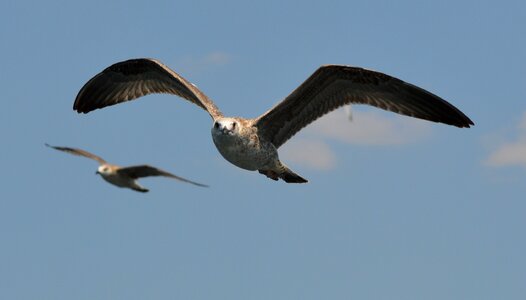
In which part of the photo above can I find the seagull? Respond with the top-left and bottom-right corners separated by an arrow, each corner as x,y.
73,58 -> 474,183
45,143 -> 208,192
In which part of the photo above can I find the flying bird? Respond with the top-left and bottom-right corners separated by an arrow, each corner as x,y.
46,143 -> 208,192
73,58 -> 474,183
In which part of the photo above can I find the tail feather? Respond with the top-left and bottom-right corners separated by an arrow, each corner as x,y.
131,182 -> 149,193
131,187 -> 149,193
280,166 -> 308,183
258,165 -> 308,183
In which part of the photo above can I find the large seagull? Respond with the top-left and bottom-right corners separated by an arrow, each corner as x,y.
46,143 -> 208,192
74,59 -> 473,183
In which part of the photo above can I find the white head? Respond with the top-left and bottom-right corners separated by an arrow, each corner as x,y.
96,165 -> 112,176
211,118 -> 240,138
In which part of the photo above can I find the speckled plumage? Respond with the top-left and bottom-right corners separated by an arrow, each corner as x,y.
73,58 -> 474,183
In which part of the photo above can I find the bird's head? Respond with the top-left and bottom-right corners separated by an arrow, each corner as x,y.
212,118 -> 241,137
96,165 -> 112,176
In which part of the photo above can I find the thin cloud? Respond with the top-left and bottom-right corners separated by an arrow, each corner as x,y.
486,112 -> 526,167
307,108 -> 432,145
280,138 -> 336,170
202,52 -> 230,65
177,51 -> 232,73
280,108 -> 432,170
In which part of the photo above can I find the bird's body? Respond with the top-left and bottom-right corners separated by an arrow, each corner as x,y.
46,144 -> 208,192
211,117 -> 306,182
73,58 -> 473,183
95,164 -> 148,192
211,118 -> 267,171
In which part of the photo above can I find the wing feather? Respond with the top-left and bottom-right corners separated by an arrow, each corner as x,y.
45,143 -> 106,164
117,165 -> 208,187
255,65 -> 473,148
73,58 -> 223,119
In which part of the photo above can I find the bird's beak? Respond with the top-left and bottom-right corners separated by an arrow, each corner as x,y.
95,171 -> 100,175
220,126 -> 233,135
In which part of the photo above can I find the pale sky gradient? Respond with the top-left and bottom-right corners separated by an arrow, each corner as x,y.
486,112 -> 526,167
1,1 -> 525,299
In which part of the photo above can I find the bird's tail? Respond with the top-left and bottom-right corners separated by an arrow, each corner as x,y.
131,182 -> 149,193
258,164 -> 308,183
132,187 -> 149,193
279,165 -> 308,183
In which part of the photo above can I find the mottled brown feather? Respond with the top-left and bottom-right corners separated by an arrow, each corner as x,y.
255,65 -> 473,148
73,58 -> 223,119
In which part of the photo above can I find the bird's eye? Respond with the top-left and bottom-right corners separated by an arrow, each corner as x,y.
231,122 -> 236,129
214,122 -> 220,128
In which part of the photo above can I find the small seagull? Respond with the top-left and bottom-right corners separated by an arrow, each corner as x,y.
46,143 -> 208,192
73,58 -> 474,183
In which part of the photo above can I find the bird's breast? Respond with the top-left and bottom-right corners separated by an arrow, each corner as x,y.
212,132 -> 277,171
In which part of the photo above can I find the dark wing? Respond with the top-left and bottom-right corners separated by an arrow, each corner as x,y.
255,65 -> 474,148
117,165 -> 208,188
73,58 -> 223,119
45,143 -> 106,164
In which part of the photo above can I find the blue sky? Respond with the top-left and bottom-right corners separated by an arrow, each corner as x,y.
1,0 -> 525,299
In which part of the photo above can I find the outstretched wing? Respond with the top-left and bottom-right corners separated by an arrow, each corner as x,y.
255,65 -> 473,148
45,143 -> 106,164
117,165 -> 208,187
73,58 -> 223,119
